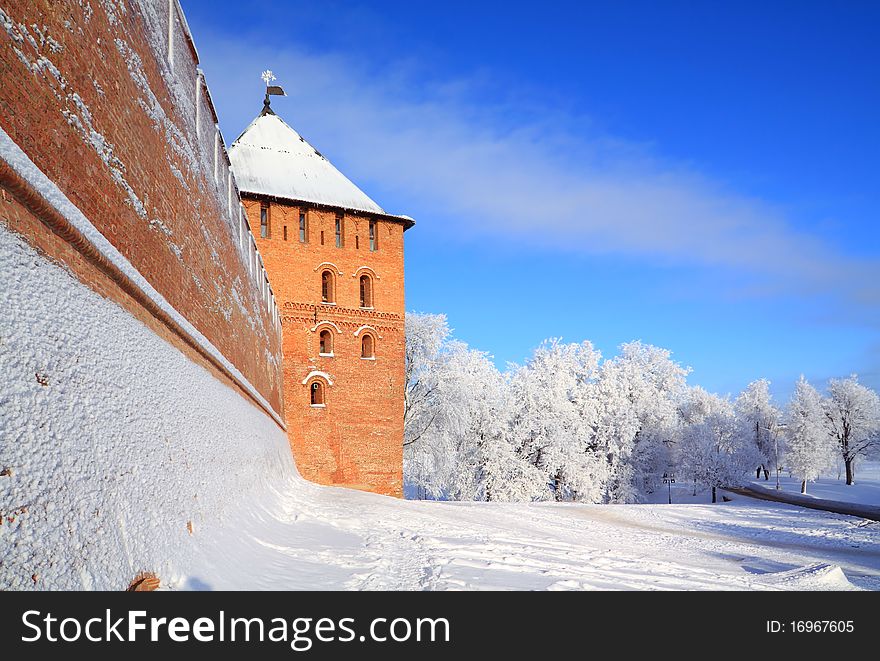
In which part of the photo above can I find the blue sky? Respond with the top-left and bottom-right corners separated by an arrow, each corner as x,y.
183,0 -> 879,399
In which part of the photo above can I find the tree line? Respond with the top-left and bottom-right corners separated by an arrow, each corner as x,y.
404,313 -> 880,502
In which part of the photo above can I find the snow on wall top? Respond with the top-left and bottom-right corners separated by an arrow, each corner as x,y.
0,0 -> 284,414
230,112 -> 394,218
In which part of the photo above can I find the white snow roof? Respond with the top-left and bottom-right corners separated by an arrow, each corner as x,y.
230,112 -> 413,227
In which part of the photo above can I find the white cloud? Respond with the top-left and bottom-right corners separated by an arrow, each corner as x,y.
198,34 -> 878,305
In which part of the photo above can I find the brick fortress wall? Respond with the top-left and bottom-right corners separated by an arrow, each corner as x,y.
0,0 -> 284,418
244,197 -> 406,496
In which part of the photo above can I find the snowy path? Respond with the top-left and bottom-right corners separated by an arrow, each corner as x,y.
176,478 -> 880,591
727,485 -> 880,521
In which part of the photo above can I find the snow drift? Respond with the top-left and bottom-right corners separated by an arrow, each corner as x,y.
0,225 -> 294,589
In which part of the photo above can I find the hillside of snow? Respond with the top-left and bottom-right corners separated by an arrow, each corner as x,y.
188,477 -> 879,591
2,223 -> 879,591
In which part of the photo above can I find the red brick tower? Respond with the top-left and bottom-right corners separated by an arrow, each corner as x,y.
229,93 -> 413,496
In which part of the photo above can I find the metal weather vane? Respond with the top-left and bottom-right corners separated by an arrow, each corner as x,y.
260,70 -> 286,116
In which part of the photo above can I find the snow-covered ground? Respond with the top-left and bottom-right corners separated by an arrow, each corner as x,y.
186,480 -> 880,591
749,461 -> 880,508
2,223 -> 879,591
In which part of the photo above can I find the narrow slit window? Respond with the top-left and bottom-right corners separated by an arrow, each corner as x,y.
260,204 -> 269,238
283,225 -> 288,241
320,231 -> 325,245
355,235 -> 360,250
335,215 -> 343,248
369,220 -> 377,251
299,211 -> 307,242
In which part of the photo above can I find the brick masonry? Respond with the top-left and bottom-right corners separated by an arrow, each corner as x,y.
0,1 -> 284,417
244,197 -> 408,496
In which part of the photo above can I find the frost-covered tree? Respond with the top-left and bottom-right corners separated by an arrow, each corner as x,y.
403,313 -> 456,497
823,376 -> 880,485
734,379 -> 780,481
431,341 -> 528,501
403,315 -> 533,500
785,377 -> 833,493
403,312 -> 850,505
593,342 -> 689,502
506,339 -> 604,502
678,388 -> 755,502
404,313 -> 451,450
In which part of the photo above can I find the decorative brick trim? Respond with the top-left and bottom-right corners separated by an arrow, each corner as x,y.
351,265 -> 380,280
282,315 -> 401,335
311,320 -> 342,333
282,300 -> 402,322
313,261 -> 343,275
353,324 -> 383,339
301,370 -> 334,386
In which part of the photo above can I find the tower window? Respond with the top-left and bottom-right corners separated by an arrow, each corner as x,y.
321,270 -> 335,303
319,329 -> 333,355
283,225 -> 288,241
359,274 -> 373,308
320,231 -> 325,245
355,235 -> 359,250
299,211 -> 307,242
310,381 -> 325,406
369,220 -> 377,251
361,334 -> 374,359
260,204 -> 269,238
335,214 -> 343,248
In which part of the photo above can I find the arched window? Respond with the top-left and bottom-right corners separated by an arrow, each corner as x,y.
321,270 -> 334,303
361,334 -> 374,359
359,274 -> 373,308
319,329 -> 333,355
310,381 -> 325,406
